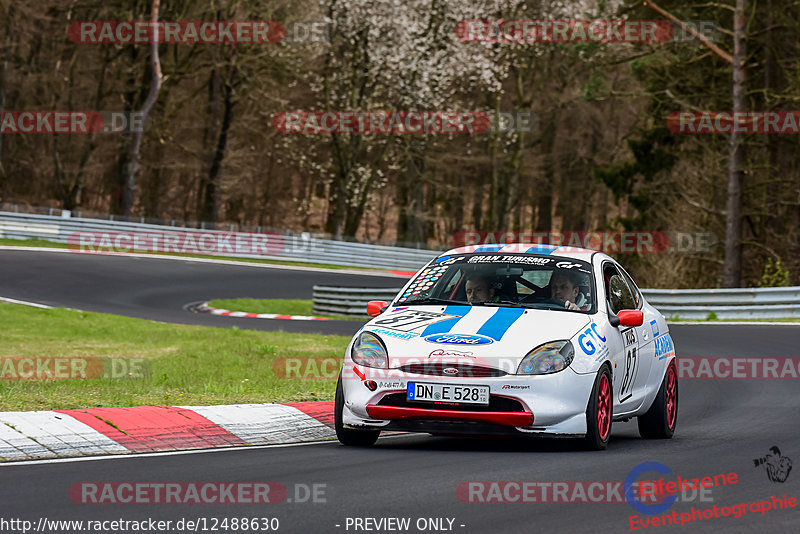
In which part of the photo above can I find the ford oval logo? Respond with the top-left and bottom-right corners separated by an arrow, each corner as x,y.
423,333 -> 494,345
443,367 -> 459,375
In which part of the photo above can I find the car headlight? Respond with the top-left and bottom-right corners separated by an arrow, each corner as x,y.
516,340 -> 574,375
350,332 -> 388,369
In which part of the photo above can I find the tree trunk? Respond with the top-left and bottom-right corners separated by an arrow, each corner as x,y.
201,66 -> 236,223
324,160 -> 348,238
60,48 -> 112,211
111,38 -> 143,214
454,173 -> 464,233
343,172 -> 374,237
471,193 -> 483,232
762,0 -> 790,249
119,0 -> 162,216
534,113 -> 557,231
722,0 -> 746,287
500,66 -> 531,231
0,6 -> 13,195
486,94 -> 502,230
197,59 -> 222,221
397,139 -> 427,244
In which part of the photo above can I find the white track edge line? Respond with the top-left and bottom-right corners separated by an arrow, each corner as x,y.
0,296 -> 53,309
1,439 -> 336,466
0,434 -> 415,466
0,246 -> 409,278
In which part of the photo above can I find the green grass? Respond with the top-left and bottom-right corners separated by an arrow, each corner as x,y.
0,237 -> 399,273
0,302 -> 349,411
208,298 -> 366,321
669,317 -> 800,323
0,237 -> 68,249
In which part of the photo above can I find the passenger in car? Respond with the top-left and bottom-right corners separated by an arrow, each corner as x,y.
550,270 -> 587,311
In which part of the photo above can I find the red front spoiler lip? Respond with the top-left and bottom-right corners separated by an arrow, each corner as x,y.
366,405 -> 533,427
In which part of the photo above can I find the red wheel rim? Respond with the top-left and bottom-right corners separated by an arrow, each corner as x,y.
666,364 -> 677,429
597,374 -> 611,440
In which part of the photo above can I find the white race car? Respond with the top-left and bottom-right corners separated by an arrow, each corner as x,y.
335,244 -> 678,450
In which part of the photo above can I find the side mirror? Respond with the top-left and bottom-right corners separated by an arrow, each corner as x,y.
366,301 -> 389,318
608,312 -> 620,327
617,310 -> 644,327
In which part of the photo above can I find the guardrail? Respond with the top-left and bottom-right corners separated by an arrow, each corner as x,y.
312,287 -> 401,316
312,285 -> 800,319
642,287 -> 800,320
3,208 -> 798,320
0,211 -> 439,271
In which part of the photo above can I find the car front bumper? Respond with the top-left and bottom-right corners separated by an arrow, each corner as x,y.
340,363 -> 596,436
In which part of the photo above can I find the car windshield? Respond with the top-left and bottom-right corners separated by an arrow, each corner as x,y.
397,253 -> 595,313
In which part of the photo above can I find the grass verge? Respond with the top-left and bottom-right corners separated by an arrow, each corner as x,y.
669,317 -> 800,323
0,302 -> 348,411
208,298 -> 365,321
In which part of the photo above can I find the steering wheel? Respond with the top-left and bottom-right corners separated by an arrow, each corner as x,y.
519,294 -> 567,308
537,296 -> 568,308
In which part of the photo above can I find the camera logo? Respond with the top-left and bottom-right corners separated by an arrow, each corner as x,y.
753,446 -> 793,483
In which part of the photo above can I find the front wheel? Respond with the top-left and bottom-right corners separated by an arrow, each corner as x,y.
584,366 -> 612,450
638,360 -> 678,439
334,372 -> 380,447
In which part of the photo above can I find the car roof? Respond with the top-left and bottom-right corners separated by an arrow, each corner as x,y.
443,243 -> 597,262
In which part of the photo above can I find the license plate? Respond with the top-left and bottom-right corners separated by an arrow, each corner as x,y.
407,382 -> 490,405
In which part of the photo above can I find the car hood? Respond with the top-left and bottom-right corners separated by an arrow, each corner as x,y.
362,305 -> 591,374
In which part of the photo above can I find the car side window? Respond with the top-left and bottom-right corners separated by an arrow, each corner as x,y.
603,263 -> 636,314
618,267 -> 642,309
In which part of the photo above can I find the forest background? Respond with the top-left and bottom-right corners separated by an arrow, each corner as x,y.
1,0 -> 798,289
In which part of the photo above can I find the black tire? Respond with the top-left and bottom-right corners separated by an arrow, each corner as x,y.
334,373 -> 380,447
584,365 -> 613,450
638,361 -> 678,439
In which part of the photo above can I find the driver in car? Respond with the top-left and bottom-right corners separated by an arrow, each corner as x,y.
465,275 -> 499,304
550,269 -> 586,311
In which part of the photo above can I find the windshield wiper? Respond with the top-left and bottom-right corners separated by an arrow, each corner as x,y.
480,300 -> 582,312
403,297 -> 467,306
478,300 -> 538,308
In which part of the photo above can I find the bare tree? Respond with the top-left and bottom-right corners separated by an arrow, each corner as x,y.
119,0 -> 163,216
0,3 -> 14,196
645,0 -> 746,287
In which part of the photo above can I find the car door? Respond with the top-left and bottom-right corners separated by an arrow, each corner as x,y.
602,261 -> 652,413
618,263 -> 669,398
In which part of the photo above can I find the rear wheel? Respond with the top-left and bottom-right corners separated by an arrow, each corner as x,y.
335,373 -> 380,447
638,360 -> 678,439
584,366 -> 612,450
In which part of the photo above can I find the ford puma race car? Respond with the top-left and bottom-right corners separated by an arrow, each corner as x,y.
334,244 -> 678,450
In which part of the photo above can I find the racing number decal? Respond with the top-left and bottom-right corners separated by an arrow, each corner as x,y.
619,347 -> 637,401
618,327 -> 638,401
372,310 -> 458,332
623,328 -> 637,347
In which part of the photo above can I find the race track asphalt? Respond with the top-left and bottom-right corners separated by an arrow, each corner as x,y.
1,248 -> 799,533
0,249 -> 402,335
